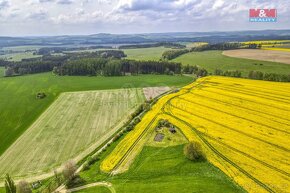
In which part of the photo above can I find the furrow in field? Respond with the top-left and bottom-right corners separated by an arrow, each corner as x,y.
52,92 -> 88,166
209,84 -> 290,105
163,104 -> 290,172
33,92 -> 86,173
161,112 -> 275,193
209,82 -> 290,101
67,92 -> 98,159
205,136 -> 289,193
168,103 -> 290,153
177,96 -> 290,134
209,77 -> 290,96
192,89 -> 290,121
201,87 -> 290,111
201,133 -> 290,177
183,91 -> 290,127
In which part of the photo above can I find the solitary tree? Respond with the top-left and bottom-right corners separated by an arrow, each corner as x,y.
17,181 -> 31,193
63,160 -> 77,182
184,141 -> 206,161
5,174 -> 16,193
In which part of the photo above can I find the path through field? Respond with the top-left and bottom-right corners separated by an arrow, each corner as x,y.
0,88 -> 145,180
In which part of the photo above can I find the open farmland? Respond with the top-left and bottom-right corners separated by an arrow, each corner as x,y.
0,52 -> 41,61
101,76 -> 290,193
123,47 -> 171,61
0,88 -> 145,179
242,40 -> 290,52
223,49 -> 290,64
0,72 -> 192,159
80,138 -> 244,193
173,50 -> 290,75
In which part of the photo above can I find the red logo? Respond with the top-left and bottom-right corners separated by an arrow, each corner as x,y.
249,9 -> 277,18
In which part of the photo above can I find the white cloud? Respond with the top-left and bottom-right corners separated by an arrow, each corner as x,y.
0,0 -> 289,35
0,0 -> 9,10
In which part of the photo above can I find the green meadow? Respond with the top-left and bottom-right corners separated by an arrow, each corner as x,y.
79,144 -> 245,193
174,50 -> 290,76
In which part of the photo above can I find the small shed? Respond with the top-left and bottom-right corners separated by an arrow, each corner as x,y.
169,127 -> 176,134
154,133 -> 165,142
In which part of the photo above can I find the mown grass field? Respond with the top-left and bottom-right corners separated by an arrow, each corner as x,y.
0,88 -> 145,179
123,47 -> 171,61
173,50 -> 290,75
0,73 -> 192,159
101,76 -> 290,193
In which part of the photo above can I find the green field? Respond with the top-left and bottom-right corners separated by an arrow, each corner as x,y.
174,50 -> 290,75
79,144 -> 245,193
0,73 -> 192,159
0,52 -> 42,61
1,46 -> 45,51
123,47 -> 171,61
0,88 -> 145,179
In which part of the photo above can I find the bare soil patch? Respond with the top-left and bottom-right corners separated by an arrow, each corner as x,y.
143,86 -> 170,100
223,49 -> 290,64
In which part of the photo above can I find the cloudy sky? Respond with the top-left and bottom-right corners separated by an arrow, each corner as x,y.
0,0 -> 289,36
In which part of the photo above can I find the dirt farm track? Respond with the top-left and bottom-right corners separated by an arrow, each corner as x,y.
223,49 -> 290,65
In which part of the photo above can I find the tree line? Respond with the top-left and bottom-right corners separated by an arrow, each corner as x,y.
36,45 -> 113,55
248,71 -> 290,82
56,58 -> 182,76
119,42 -> 186,49
3,49 -> 182,77
161,42 -> 243,60
162,49 -> 189,60
182,64 -> 208,77
213,69 -> 290,82
3,50 -> 127,77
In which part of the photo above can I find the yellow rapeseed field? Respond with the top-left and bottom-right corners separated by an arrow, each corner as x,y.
242,40 -> 290,45
101,76 -> 290,193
